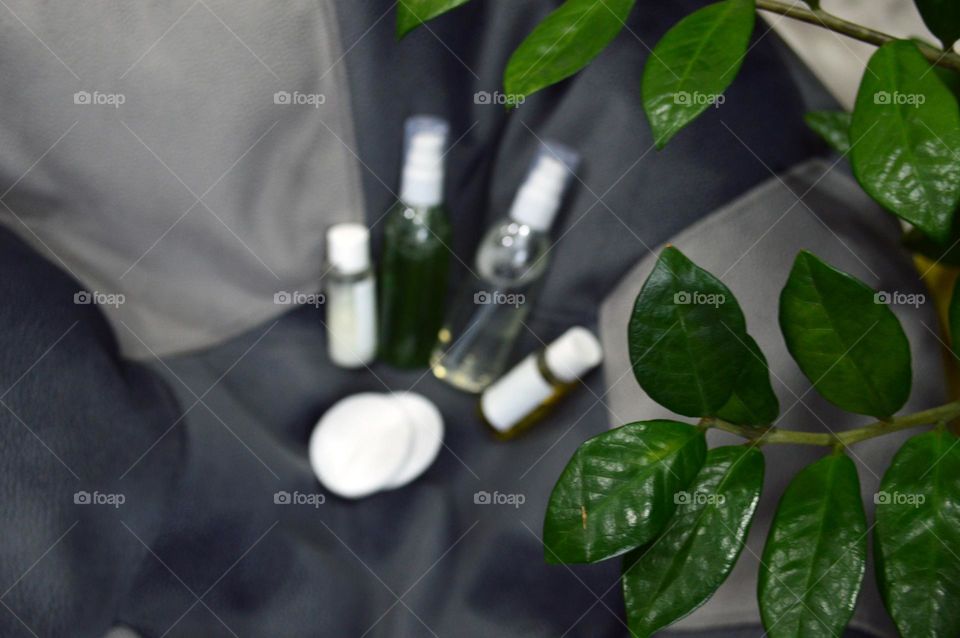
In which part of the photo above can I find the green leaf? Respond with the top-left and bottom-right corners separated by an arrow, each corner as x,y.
804,110 -> 851,155
876,429 -> 960,637
623,446 -> 764,637
779,251 -> 912,418
914,0 -> 960,48
716,335 -> 779,426
503,0 -> 636,101
641,0 -> 756,148
629,246 -> 748,417
759,453 -> 867,638
950,278 -> 960,357
543,420 -> 706,564
396,0 -> 473,39
850,40 -> 960,243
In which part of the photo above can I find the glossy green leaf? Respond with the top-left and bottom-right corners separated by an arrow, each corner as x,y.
629,246 -> 748,417
779,251 -> 912,417
716,335 -> 779,426
623,446 -> 764,637
914,0 -> 960,48
396,0 -> 473,39
641,0 -> 756,148
503,0 -> 636,101
876,429 -> 960,637
759,453 -> 867,638
950,278 -> 960,358
804,110 -> 851,155
850,40 -> 960,242
543,420 -> 706,564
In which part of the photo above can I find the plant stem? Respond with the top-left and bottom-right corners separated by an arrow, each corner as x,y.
706,400 -> 960,447
755,0 -> 960,74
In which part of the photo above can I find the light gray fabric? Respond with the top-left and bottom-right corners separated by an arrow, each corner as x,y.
599,159 -> 945,637
0,0 -> 363,358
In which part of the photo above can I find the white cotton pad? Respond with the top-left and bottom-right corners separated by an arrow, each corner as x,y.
309,393 -> 414,499
383,392 -> 445,489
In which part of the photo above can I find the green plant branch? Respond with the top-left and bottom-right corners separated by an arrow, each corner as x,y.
705,399 -> 960,447
755,0 -> 960,74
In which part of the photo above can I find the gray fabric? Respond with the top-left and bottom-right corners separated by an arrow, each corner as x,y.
600,159 -> 944,637
0,0 -> 364,358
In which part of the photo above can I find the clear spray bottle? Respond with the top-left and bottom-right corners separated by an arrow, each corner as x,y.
430,143 -> 579,392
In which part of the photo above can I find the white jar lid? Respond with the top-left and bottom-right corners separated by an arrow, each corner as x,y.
326,223 -> 371,275
308,391 -> 444,499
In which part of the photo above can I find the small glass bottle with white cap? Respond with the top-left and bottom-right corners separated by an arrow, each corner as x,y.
326,223 -> 377,368
430,142 -> 579,393
479,327 -> 603,440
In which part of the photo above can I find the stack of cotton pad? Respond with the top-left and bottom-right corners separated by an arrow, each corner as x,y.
309,392 -> 444,499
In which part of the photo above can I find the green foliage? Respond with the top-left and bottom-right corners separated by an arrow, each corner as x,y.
850,41 -> 960,243
396,3 -> 960,635
759,453 -> 867,637
546,246 -> 956,636
395,0 -> 473,39
641,0 -> 756,147
803,110 -> 851,155
628,246 -> 747,417
715,334 -> 779,426
622,446 -> 764,637
875,429 -> 960,637
543,420 -> 706,564
951,278 -> 960,357
913,0 -> 960,49
504,0 -> 636,102
779,251 -> 911,417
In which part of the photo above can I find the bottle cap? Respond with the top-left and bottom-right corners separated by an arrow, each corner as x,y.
544,327 -> 603,383
401,115 -> 449,207
509,142 -> 579,232
326,223 -> 371,275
